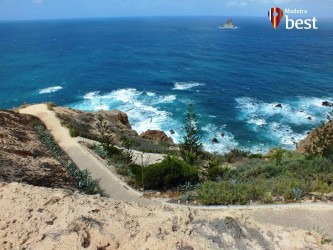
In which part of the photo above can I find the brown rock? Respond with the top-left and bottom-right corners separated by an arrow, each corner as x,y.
297,120 -> 333,153
101,110 -> 132,129
140,130 -> 174,144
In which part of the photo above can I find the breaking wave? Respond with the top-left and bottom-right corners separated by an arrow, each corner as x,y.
39,86 -> 63,94
235,96 -> 333,150
172,82 -> 204,91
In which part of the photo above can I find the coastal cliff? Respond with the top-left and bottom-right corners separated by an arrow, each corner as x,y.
1,105 -> 333,249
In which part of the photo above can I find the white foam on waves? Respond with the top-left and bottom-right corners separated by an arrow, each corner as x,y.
235,96 -> 333,150
172,82 -> 204,91
201,123 -> 238,154
72,88 -> 181,141
39,86 -> 63,94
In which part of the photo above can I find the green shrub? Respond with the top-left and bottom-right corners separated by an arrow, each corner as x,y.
197,181 -> 249,205
269,148 -> 285,166
35,125 -> 99,195
248,153 -> 264,159
143,156 -> 199,190
69,127 -> 80,137
224,148 -> 249,163
180,149 -> 198,165
291,187 -> 304,201
208,166 -> 230,181
93,144 -> 109,159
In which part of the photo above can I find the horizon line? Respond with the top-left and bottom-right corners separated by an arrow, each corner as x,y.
1,15 -> 332,22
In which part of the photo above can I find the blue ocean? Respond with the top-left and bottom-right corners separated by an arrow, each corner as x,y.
1,17 -> 333,153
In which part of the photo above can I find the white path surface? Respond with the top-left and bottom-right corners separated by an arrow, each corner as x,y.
20,104 -> 158,206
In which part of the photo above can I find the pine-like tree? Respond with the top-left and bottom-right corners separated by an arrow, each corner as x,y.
180,103 -> 202,163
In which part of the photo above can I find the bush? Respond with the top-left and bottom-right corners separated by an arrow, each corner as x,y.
35,125 -> 99,195
208,166 -> 230,181
143,156 -> 199,190
198,181 -> 249,205
180,149 -> 197,165
69,127 -> 80,137
248,153 -> 264,159
269,148 -> 285,166
224,148 -> 249,163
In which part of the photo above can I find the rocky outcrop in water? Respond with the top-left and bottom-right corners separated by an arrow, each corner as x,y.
140,130 -> 174,144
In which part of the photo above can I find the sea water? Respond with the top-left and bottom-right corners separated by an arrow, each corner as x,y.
1,17 -> 333,153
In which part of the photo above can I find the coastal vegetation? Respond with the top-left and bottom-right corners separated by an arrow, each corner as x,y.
56,104 -> 333,205
179,103 -> 202,165
35,124 -> 99,194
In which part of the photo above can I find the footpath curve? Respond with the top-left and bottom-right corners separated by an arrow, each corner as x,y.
19,104 -> 333,237
19,104 -> 158,206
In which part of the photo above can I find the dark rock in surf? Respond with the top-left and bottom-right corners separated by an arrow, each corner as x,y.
322,101 -> 333,107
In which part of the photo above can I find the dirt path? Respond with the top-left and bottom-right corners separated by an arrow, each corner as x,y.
248,206 -> 333,239
76,136 -> 164,166
19,104 -> 158,206
18,104 -> 333,240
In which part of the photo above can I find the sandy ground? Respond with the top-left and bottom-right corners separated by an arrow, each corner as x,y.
15,104 -> 333,249
1,181 -> 332,250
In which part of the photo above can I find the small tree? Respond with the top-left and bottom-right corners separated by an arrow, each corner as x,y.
270,148 -> 284,166
180,103 -> 202,164
96,114 -> 113,149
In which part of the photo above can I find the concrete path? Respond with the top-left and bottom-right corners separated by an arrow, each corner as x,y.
20,104 -> 158,206
76,136 -> 164,166
18,104 -> 333,239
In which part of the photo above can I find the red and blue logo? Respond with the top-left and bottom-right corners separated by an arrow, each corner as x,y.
268,7 -> 284,29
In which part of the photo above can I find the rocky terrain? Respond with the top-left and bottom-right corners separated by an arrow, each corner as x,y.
53,106 -> 173,152
297,120 -> 333,154
0,110 -> 76,189
1,106 -> 333,249
1,181 -> 332,250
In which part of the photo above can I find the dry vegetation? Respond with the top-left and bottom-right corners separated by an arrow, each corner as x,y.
0,110 -> 76,189
53,106 -> 173,153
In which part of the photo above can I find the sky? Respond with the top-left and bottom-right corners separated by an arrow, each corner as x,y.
0,0 -> 332,20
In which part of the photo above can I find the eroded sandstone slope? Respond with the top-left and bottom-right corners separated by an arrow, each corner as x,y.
0,182 -> 331,250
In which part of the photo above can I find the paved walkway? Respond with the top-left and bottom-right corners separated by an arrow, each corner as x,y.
18,104 -> 333,238
20,104 -> 158,206
76,137 -> 164,166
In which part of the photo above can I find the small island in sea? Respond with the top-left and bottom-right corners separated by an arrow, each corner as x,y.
220,18 -> 238,29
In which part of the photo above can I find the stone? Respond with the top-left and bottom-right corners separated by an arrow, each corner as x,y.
322,101 -> 333,107
100,110 -> 132,129
275,104 -> 283,108
140,130 -> 174,143
212,138 -> 219,143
